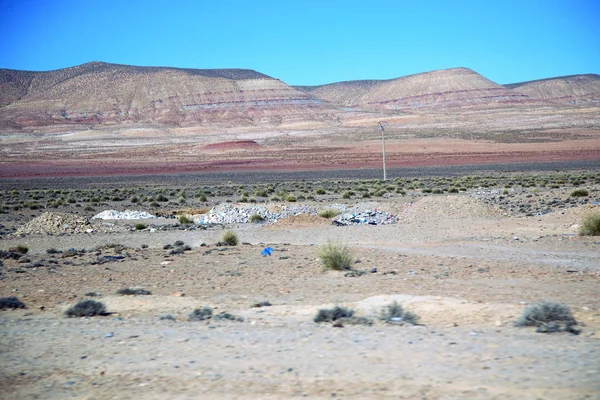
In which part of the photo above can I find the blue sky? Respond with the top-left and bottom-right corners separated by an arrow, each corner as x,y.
0,0 -> 598,85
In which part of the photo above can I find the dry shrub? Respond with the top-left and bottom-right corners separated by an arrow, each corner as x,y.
318,241 -> 353,271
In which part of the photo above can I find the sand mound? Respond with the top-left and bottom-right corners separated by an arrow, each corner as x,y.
15,212 -> 93,235
398,195 -> 504,223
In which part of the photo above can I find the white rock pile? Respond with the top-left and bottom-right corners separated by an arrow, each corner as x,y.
91,210 -> 157,220
333,210 -> 397,226
194,203 -> 318,224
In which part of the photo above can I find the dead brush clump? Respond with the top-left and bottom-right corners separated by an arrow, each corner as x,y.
117,287 -> 152,296
515,301 -> 580,334
313,306 -> 354,323
380,301 -> 420,325
65,300 -> 107,317
188,307 -> 213,321
0,296 -> 26,310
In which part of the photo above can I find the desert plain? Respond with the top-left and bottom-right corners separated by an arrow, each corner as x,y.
0,166 -> 599,399
1,63 -> 600,399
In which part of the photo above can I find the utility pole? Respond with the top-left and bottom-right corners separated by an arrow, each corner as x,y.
378,121 -> 387,181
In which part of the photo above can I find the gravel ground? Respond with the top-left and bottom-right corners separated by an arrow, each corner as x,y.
1,184 -> 599,399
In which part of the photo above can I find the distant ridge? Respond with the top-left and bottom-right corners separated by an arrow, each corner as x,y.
1,62 -> 598,130
505,74 -> 600,105
0,62 -> 335,129
296,68 -> 531,109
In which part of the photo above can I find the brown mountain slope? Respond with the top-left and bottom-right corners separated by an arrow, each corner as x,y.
296,68 -> 532,109
505,74 -> 600,105
0,62 -> 338,129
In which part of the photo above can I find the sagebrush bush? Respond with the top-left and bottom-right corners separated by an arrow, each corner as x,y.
318,241 -> 353,271
314,306 -> 354,323
318,209 -> 340,219
515,301 -> 578,333
189,307 -> 213,321
8,245 -> 28,254
570,189 -> 589,197
249,214 -> 265,223
177,215 -> 192,224
65,300 -> 107,317
579,213 -> 600,236
380,301 -> 419,325
134,223 -> 147,230
0,296 -> 26,310
221,231 -> 239,246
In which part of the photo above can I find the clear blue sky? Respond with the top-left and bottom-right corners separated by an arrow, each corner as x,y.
0,0 -> 598,85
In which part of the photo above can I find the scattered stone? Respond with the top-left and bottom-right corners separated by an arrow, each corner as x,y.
92,210 -> 156,220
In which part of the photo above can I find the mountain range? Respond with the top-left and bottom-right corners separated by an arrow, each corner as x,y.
1,62 -> 599,131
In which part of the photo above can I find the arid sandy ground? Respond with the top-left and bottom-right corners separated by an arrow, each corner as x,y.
1,180 -> 599,399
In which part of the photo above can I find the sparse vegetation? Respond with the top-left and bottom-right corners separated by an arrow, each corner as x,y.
249,214 -> 265,223
314,306 -> 354,323
570,189 -> 589,197
117,288 -> 152,295
8,245 -> 28,254
65,300 -> 107,317
0,296 -> 26,310
213,312 -> 244,322
251,300 -> 272,308
578,212 -> 600,236
177,215 -> 193,224
318,209 -> 340,218
318,241 -> 353,271
188,307 -> 213,321
515,301 -> 579,334
380,301 -> 419,325
221,231 -> 239,246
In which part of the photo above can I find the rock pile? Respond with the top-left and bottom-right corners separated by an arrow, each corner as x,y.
15,212 -> 93,235
91,210 -> 157,220
332,210 -> 397,226
194,204 -> 318,224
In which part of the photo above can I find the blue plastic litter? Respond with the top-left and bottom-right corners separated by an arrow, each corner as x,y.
261,247 -> 273,257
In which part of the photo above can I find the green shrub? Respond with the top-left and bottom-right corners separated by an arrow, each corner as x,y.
286,195 -> 297,202
316,188 -> 326,195
221,231 -> 239,246
570,189 -> 589,197
249,214 -> 265,223
515,301 -> 578,333
134,223 -> 147,230
314,306 -> 354,323
579,213 -> 600,236
178,215 -> 193,224
318,209 -> 340,219
65,300 -> 107,317
318,241 -> 353,271
380,301 -> 419,325
196,193 -> 208,202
